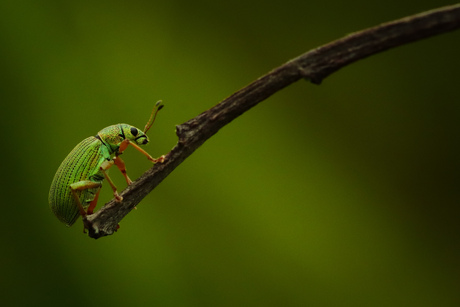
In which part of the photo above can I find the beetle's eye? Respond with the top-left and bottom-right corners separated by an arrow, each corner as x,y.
130,127 -> 138,136
142,138 -> 148,145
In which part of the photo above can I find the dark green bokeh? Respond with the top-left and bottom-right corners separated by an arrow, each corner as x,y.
1,1 -> 459,306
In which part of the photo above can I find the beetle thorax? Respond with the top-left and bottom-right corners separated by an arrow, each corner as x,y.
98,125 -> 125,146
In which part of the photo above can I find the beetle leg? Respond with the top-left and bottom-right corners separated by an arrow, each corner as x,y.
70,181 -> 102,217
118,138 -> 130,153
113,156 -> 132,185
112,156 -> 139,210
100,160 -> 123,202
117,138 -> 165,163
128,140 -> 166,163
86,189 -> 101,215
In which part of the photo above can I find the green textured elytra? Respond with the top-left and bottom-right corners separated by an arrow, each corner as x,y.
49,103 -> 164,227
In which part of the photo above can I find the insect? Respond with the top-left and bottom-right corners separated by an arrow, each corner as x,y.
49,101 -> 165,229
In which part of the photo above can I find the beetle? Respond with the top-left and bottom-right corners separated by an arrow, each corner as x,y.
48,101 -> 165,229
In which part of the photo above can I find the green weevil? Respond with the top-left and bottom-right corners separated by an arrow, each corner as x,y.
49,101 -> 165,229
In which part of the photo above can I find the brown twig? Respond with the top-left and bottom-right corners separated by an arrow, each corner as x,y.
84,4 -> 460,239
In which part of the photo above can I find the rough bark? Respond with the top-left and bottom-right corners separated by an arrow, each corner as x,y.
84,4 -> 460,239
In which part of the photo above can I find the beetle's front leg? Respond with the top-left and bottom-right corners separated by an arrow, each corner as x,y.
100,160 -> 123,202
118,138 -> 166,163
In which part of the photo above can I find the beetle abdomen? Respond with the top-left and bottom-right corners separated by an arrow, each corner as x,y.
49,137 -> 107,226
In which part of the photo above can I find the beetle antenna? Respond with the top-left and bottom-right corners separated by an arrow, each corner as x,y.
144,100 -> 164,134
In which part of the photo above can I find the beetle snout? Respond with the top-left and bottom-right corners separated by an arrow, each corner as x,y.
134,135 -> 149,145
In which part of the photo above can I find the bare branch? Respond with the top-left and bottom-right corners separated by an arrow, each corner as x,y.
84,4 -> 460,239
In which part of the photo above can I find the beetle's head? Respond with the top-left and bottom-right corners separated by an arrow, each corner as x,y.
98,101 -> 163,149
128,100 -> 163,146
124,125 -> 150,146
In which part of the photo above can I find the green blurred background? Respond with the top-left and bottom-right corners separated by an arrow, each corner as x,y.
1,0 -> 459,306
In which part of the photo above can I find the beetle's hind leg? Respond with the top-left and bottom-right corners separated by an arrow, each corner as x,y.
86,189 -> 101,215
70,181 -> 102,218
